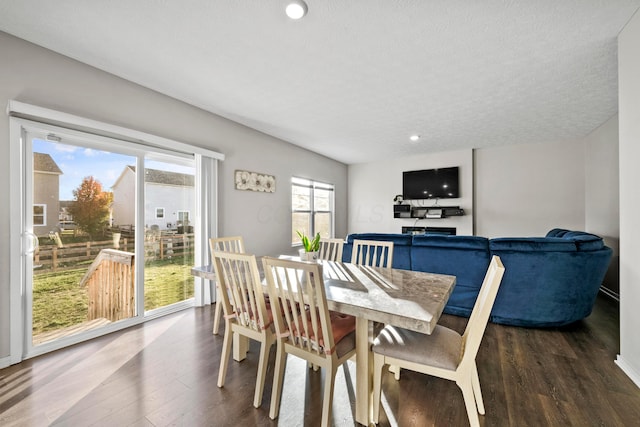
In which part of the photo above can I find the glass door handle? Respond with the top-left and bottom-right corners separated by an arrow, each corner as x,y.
24,231 -> 39,255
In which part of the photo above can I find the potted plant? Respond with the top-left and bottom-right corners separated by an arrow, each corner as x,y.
297,230 -> 321,261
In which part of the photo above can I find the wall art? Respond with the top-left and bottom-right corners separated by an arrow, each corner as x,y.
234,170 -> 276,193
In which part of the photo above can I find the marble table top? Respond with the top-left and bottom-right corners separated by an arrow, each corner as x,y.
192,260 -> 456,335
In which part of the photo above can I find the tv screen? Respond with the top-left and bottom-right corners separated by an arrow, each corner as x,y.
403,167 -> 459,200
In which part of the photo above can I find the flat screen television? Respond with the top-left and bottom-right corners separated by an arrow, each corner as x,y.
403,167 -> 459,200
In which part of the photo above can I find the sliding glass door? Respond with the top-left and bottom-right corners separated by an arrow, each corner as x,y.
19,122 -> 196,355
28,132 -> 140,347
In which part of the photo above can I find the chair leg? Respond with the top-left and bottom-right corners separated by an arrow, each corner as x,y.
253,338 -> 271,408
389,364 -> 401,380
457,377 -> 481,427
471,362 -> 485,415
372,353 -> 385,424
321,364 -> 337,427
212,300 -> 222,335
269,343 -> 287,420
217,324 -> 233,388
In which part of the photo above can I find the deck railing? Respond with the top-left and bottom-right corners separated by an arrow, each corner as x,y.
81,249 -> 135,322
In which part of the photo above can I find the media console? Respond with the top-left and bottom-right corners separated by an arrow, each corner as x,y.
394,204 -> 464,219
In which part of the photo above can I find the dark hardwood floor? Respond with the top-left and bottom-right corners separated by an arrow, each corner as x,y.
1,294 -> 639,426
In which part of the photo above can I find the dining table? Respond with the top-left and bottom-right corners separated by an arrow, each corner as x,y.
191,259 -> 456,425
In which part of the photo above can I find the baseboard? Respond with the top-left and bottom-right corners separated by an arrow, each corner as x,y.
600,286 -> 620,301
0,355 -> 12,369
615,355 -> 640,389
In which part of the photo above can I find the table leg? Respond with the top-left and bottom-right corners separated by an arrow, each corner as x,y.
233,332 -> 249,361
355,317 -> 373,425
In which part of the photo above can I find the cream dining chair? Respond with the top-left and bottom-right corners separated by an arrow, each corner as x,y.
211,251 -> 275,409
209,236 -> 245,334
318,237 -> 345,262
351,239 -> 394,269
371,255 -> 506,427
262,257 -> 356,427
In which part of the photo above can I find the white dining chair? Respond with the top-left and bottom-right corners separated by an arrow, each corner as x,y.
209,236 -> 245,334
371,256 -> 505,427
262,256 -> 356,427
318,237 -> 345,262
350,238 -> 398,377
351,239 -> 394,269
211,251 -> 275,409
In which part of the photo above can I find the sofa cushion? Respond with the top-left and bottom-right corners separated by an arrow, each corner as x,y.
412,234 -> 489,251
411,235 -> 491,307
489,237 -> 576,252
346,233 -> 412,246
562,231 -> 605,251
546,228 -> 570,238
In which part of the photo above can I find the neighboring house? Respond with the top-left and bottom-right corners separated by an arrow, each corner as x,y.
58,200 -> 73,222
33,152 -> 62,237
111,166 -> 195,231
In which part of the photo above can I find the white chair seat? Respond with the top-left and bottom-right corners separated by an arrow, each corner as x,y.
373,324 -> 462,371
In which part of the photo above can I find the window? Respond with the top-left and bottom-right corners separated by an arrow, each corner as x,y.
33,204 -> 46,226
177,210 -> 190,224
291,177 -> 334,245
155,207 -> 165,219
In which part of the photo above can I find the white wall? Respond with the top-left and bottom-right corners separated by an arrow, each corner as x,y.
585,114 -> 620,294
347,150 -> 473,235
475,140 -> 586,237
618,10 -> 640,387
112,168 -> 136,227
0,32 -> 347,361
145,183 -> 195,230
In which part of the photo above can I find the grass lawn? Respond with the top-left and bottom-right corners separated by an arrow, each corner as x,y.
32,257 -> 194,336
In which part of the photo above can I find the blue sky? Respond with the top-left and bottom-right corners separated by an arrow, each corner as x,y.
34,139 -> 193,200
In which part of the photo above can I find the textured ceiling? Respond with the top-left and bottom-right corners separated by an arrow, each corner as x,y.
1,0 -> 639,164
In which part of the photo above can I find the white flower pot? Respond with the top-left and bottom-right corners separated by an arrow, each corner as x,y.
299,249 -> 318,262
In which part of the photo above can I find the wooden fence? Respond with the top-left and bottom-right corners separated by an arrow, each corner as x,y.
34,234 -> 194,273
81,249 -> 135,322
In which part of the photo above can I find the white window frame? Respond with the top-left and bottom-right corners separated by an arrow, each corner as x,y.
33,204 -> 46,226
177,210 -> 190,224
291,177 -> 335,246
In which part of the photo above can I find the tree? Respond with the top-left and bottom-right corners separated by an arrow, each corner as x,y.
68,176 -> 113,239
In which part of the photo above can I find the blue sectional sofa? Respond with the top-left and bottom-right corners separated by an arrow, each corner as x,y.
342,229 -> 613,327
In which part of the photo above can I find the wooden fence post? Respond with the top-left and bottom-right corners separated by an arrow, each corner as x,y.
52,247 -> 57,272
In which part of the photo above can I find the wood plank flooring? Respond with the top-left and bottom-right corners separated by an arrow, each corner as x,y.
1,294 -> 639,426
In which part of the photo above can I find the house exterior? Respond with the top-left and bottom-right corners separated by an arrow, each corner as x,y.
33,152 -> 62,237
111,166 -> 195,231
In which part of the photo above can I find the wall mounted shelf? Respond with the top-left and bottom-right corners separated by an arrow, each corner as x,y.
394,205 -> 464,219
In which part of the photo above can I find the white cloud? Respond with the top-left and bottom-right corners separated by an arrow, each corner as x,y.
54,143 -> 77,153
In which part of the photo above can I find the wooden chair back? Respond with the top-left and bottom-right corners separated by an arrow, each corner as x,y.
460,255 -> 505,366
212,251 -> 269,333
262,257 -> 336,356
351,239 -> 394,269
209,235 -> 245,254
318,238 -> 344,262
209,236 -> 246,334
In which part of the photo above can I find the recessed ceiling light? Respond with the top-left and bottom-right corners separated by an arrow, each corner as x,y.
410,135 -> 420,142
285,0 -> 308,20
